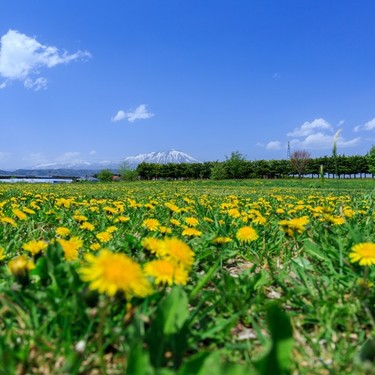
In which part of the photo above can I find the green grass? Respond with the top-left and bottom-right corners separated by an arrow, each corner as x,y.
0,179 -> 375,373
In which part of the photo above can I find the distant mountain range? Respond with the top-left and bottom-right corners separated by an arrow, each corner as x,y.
0,150 -> 200,177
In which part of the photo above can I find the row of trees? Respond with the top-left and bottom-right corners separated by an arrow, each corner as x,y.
96,148 -> 375,181
134,151 -> 374,180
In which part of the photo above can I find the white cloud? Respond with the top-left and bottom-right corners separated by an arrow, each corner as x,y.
0,29 -> 91,90
287,118 -> 332,137
24,77 -> 48,91
111,110 -> 127,122
111,104 -> 154,123
262,117 -> 360,154
354,118 -> 375,132
266,141 -> 283,150
290,132 -> 360,150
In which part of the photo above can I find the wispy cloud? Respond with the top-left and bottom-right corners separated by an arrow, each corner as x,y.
263,118 -> 360,153
287,118 -> 332,137
0,29 -> 91,90
111,104 -> 154,123
266,141 -> 283,150
354,118 -> 375,132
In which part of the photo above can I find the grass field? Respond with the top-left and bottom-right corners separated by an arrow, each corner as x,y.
1,179 -> 375,374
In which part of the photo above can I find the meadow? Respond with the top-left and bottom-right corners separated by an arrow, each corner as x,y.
0,178 -> 375,374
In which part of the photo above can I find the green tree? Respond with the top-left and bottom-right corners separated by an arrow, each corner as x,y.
224,151 -> 249,179
97,169 -> 114,182
367,145 -> 375,175
119,162 -> 138,181
210,162 -> 228,180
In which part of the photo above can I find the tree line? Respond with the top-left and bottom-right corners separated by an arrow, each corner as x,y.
134,151 -> 374,180
96,148 -> 375,181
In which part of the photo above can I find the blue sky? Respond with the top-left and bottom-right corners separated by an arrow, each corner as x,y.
1,1 -> 375,169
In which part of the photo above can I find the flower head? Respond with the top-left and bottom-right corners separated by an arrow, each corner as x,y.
182,227 -> 202,237
236,226 -> 259,243
278,216 -> 309,236
23,240 -> 48,256
185,217 -> 199,227
213,236 -> 232,245
144,259 -> 189,286
57,237 -> 83,261
349,243 -> 375,266
8,255 -> 35,277
79,249 -> 152,298
96,231 -> 113,243
162,238 -> 195,269
142,218 -> 160,231
56,227 -> 71,237
141,237 -> 165,257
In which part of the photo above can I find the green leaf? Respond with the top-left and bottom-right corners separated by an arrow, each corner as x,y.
360,338 -> 375,363
254,303 -> 293,375
147,287 -> 190,367
190,260 -> 220,299
161,287 -> 189,335
126,344 -> 155,375
178,351 -> 255,375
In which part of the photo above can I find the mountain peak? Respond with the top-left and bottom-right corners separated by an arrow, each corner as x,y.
122,150 -> 200,168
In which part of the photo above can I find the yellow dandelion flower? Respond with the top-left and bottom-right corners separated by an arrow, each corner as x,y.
159,226 -> 172,234
115,215 -> 130,223
170,218 -> 181,227
104,206 -> 117,215
184,217 -> 199,227
164,202 -> 180,213
343,207 -> 355,218
56,227 -> 71,237
182,227 -> 203,237
253,215 -> 266,225
74,214 -> 88,223
213,236 -> 232,245
8,255 -> 35,277
57,237 -> 83,261
90,243 -> 101,251
96,231 -> 113,243
141,237 -> 165,257
0,247 -> 5,261
142,218 -> 160,231
23,240 -> 48,255
349,243 -> 375,266
144,259 -> 188,286
227,208 -> 241,218
1,216 -> 17,227
106,226 -> 118,233
357,278 -> 374,289
162,238 -> 194,269
236,226 -> 259,243
22,207 -> 35,215
278,216 -> 309,236
79,249 -> 153,298
80,222 -> 95,231
203,217 -> 214,223
13,209 -> 27,220
322,214 -> 345,225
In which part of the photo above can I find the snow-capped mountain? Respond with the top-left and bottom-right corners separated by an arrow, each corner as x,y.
31,160 -> 120,170
25,150 -> 200,171
122,150 -> 200,168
